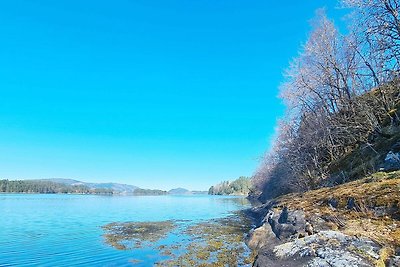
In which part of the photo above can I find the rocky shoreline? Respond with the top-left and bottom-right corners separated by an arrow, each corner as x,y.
245,171 -> 400,267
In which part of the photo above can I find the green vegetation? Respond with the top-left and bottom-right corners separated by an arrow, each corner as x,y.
0,179 -> 113,194
208,176 -> 252,196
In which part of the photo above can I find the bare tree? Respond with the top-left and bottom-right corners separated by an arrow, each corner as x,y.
254,4 -> 400,202
343,0 -> 400,110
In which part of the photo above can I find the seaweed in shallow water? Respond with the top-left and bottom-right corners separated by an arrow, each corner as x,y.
102,220 -> 177,250
101,211 -> 256,266
156,212 -> 257,267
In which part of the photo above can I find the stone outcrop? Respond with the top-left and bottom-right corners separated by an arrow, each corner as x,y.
247,172 -> 400,266
383,150 -> 400,171
253,230 -> 381,267
380,141 -> 400,171
247,206 -> 388,267
247,204 -> 309,249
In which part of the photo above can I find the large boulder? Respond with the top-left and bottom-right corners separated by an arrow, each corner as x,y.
246,207 -> 307,250
246,223 -> 279,250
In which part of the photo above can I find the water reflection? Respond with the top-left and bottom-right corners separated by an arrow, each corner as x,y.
211,196 -> 250,206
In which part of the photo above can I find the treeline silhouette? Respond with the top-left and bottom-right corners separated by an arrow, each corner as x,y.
209,176 -> 252,195
0,179 -> 113,194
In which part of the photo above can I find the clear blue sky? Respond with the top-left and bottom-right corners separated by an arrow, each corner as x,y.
0,1 -> 347,190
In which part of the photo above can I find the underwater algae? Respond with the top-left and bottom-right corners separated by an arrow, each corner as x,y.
102,212 -> 256,266
155,212 -> 256,267
102,220 -> 177,250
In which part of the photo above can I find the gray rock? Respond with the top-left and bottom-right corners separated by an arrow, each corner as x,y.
278,206 -> 289,223
373,206 -> 387,217
353,237 -> 381,259
299,247 -> 315,257
247,208 -> 306,249
327,198 -> 339,209
260,210 -> 300,240
391,141 -> 400,153
387,256 -> 400,267
254,230 -> 380,267
249,206 -> 384,266
246,223 -> 279,250
383,151 -> 400,171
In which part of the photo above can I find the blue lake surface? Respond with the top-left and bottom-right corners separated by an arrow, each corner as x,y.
0,194 -> 250,266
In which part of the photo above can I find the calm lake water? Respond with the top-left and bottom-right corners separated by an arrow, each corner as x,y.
0,194 -> 250,266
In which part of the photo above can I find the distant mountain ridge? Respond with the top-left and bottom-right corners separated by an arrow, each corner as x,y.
168,188 -> 191,195
27,178 -> 207,195
37,178 -> 139,193
168,187 -> 208,195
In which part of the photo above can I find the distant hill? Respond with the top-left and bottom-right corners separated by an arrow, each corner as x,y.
31,178 -> 168,195
1,178 -> 209,196
191,191 -> 208,195
39,178 -> 81,185
84,182 -> 138,193
168,188 -> 192,195
38,178 -> 139,193
168,188 -> 208,195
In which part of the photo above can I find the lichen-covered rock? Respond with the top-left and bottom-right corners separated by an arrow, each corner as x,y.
250,174 -> 400,266
253,231 -> 380,267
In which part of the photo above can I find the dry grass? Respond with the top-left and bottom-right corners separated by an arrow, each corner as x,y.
272,171 -> 400,262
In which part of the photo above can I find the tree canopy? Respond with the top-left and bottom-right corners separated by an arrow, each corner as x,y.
208,176 -> 252,196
